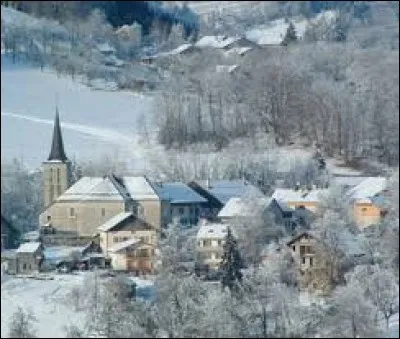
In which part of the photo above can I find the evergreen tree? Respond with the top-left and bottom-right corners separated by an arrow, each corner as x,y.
281,21 -> 298,46
219,227 -> 244,294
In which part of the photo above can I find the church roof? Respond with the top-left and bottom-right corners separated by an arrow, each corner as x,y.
47,108 -> 68,162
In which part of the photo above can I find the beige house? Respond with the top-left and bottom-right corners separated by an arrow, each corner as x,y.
6,242 -> 44,275
107,237 -> 156,273
196,222 -> 235,270
271,187 -> 329,214
97,211 -> 157,273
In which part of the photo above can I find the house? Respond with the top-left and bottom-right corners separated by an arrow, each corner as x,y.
196,222 -> 235,270
107,237 -> 156,274
217,196 -> 271,223
97,212 -> 157,273
154,182 -> 208,227
344,177 -> 388,229
286,232 -> 335,294
271,187 -> 330,214
6,241 -> 44,275
268,198 -> 315,234
1,215 -> 19,251
188,179 -> 265,219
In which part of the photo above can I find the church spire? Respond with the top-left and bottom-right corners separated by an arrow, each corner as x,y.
48,107 -> 68,162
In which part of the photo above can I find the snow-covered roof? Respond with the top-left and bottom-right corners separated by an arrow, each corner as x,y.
56,175 -> 160,202
195,35 -> 239,49
123,176 -> 160,200
332,176 -> 377,188
17,242 -> 42,253
196,180 -> 265,205
218,197 -> 271,218
216,65 -> 238,73
154,182 -> 207,204
223,47 -> 252,56
97,212 -> 133,232
108,237 -> 141,253
345,177 -> 387,201
57,177 -> 125,201
158,43 -> 194,57
272,188 -> 329,203
43,246 -> 84,260
97,43 -> 116,54
197,223 -> 232,239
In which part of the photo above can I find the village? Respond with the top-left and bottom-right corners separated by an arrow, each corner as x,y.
0,110 -> 392,297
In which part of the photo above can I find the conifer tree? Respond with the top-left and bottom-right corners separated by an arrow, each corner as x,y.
281,21 -> 298,46
219,227 -> 244,294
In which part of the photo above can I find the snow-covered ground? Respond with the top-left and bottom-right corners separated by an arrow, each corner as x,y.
1,273 -> 87,338
0,272 -> 155,338
246,10 -> 337,45
1,54 -> 156,171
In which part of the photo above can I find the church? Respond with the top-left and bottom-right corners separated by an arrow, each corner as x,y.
39,110 -> 171,238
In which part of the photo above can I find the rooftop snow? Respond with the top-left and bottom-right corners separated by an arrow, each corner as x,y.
57,177 -> 125,201
195,35 -> 239,49
154,182 -> 207,204
272,188 -> 329,203
158,43 -> 194,57
218,196 -> 271,218
345,177 -> 387,200
332,176 -> 377,188
16,242 -> 41,253
197,223 -> 232,239
97,43 -> 116,54
223,47 -> 252,56
196,180 -> 265,205
97,212 -> 133,232
108,237 -> 141,252
216,65 -> 238,73
123,176 -> 160,200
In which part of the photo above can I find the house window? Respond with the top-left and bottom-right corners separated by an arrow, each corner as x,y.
23,263 -> 27,270
69,208 -> 75,218
101,208 -> 106,217
203,239 -> 212,247
137,249 -> 149,257
300,246 -> 306,256
302,257 -> 306,264
292,245 -> 295,252
122,236 -> 129,242
47,215 -> 51,221
179,207 -> 184,215
218,240 -> 222,246
310,257 -> 314,267
362,207 -> 368,212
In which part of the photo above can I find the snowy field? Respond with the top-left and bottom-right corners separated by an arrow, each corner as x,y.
1,54 -> 156,171
1,273 -> 87,338
0,272 -> 155,338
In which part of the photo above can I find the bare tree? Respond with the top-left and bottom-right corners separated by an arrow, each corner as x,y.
8,307 -> 37,338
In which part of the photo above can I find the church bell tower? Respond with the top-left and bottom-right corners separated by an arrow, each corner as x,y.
42,108 -> 71,208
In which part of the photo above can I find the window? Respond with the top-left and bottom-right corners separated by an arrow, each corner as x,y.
122,236 -> 129,242
69,208 -> 75,218
47,215 -> 51,221
218,240 -> 222,246
113,237 -> 120,243
310,257 -> 314,267
203,239 -> 212,247
300,246 -> 306,256
292,245 -> 295,252
101,208 -> 106,217
302,257 -> 306,264
178,207 -> 184,215
137,249 -> 149,257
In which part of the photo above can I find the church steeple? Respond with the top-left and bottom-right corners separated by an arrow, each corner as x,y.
42,107 -> 71,208
48,107 -> 68,162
